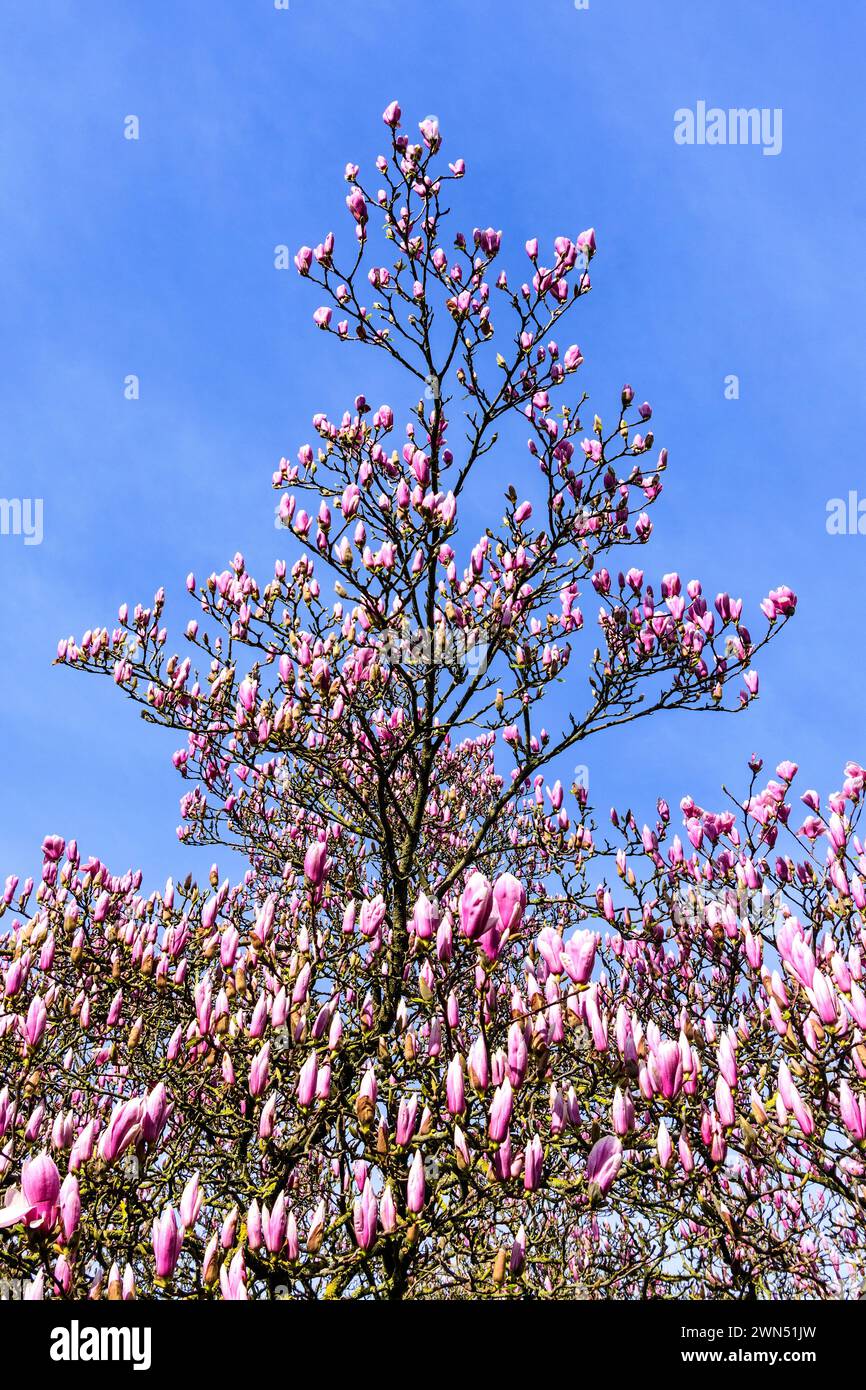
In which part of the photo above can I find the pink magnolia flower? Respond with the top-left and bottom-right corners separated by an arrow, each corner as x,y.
24,995 -> 47,1049
459,872 -> 494,940
840,1081 -> 866,1142
612,1086 -> 634,1136
407,1151 -> 426,1214
152,1205 -> 182,1280
652,1039 -> 684,1100
296,1050 -> 318,1108
536,927 -> 563,974
99,1097 -> 144,1164
562,930 -> 596,984
412,892 -> 439,941
493,873 -> 526,934
488,1077 -> 513,1142
0,1153 -> 61,1231
353,1182 -> 377,1250
446,1054 -> 465,1115
585,1136 -> 622,1198
523,1134 -> 543,1191
303,840 -> 328,886
59,1173 -> 80,1242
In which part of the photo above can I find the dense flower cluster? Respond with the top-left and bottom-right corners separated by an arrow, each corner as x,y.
3,104 -> 856,1302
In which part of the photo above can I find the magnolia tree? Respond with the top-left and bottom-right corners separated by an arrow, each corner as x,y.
1,101 -> 864,1303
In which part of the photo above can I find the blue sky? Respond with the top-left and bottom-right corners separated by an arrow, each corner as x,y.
1,0 -> 863,888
